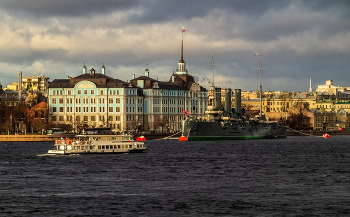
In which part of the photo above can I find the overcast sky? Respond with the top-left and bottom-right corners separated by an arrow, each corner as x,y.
0,0 -> 349,92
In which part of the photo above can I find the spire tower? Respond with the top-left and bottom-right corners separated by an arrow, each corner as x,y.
309,77 -> 312,92
176,27 -> 187,75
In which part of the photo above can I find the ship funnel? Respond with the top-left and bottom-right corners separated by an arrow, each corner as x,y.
215,88 -> 221,111
224,88 -> 231,114
235,89 -> 241,116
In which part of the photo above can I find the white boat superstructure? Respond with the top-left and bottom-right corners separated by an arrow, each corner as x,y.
48,134 -> 147,155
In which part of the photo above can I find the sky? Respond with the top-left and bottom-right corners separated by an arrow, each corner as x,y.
0,0 -> 349,92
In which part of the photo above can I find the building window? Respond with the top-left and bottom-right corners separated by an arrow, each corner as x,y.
68,90 -> 71,95
52,98 -> 57,104
84,90 -> 87,95
116,98 -> 120,103
109,98 -> 113,104
76,116 -> 80,121
53,90 -> 56,95
59,116 -> 64,121
91,90 -> 94,95
59,98 -> 63,104
116,116 -> 120,121
84,116 -> 88,121
109,107 -> 113,112
116,107 -> 120,112
53,107 -> 57,112
113,90 -> 116,95
100,90 -> 104,95
109,116 -> 113,121
78,90 -> 81,94
117,90 -> 119,95
52,116 -> 57,121
91,116 -> 95,121
59,107 -> 64,112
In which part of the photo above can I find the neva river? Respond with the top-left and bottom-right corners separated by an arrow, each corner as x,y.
1,136 -> 350,216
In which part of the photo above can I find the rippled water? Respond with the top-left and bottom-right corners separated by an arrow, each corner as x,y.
1,136 -> 350,216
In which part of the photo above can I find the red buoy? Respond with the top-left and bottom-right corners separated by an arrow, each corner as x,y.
179,136 -> 187,141
323,133 -> 330,138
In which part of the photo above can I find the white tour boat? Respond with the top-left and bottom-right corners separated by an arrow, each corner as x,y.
48,134 -> 147,155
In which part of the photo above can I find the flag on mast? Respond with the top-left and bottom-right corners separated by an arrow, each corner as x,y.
182,27 -> 185,32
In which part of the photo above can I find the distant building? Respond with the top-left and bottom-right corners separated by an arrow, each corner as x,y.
5,74 -> 49,95
316,80 -> 350,100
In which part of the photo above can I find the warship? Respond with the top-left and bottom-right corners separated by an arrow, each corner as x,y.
181,53 -> 287,141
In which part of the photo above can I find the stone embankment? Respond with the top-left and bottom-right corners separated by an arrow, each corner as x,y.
0,135 -> 76,142
1,131 -> 347,141
0,133 -> 179,142
287,129 -> 350,136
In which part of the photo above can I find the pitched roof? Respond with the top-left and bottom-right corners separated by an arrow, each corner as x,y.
49,73 -> 136,88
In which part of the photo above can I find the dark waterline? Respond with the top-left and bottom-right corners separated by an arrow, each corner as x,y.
1,136 -> 350,216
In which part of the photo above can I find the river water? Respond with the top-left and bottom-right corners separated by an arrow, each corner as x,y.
0,136 -> 350,216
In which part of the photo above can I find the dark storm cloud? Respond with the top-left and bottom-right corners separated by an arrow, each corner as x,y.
0,0 -> 141,17
0,0 -> 349,92
126,0 -> 292,24
0,0 -> 291,20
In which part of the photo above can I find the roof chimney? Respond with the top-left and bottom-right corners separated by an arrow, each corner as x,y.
145,69 -> 149,77
172,75 -> 175,82
90,68 -> 95,75
18,71 -> 22,102
132,74 -> 135,79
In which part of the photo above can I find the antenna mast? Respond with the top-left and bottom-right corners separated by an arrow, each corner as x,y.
211,49 -> 214,87
252,53 -> 269,119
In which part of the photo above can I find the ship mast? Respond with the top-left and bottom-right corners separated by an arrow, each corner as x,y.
253,53 -> 268,119
211,48 -> 214,87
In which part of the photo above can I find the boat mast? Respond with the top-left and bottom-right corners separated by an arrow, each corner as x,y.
253,53 -> 268,120
211,48 -> 214,87
258,54 -> 262,119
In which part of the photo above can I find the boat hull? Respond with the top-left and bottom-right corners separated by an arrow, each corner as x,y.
48,148 -> 145,155
182,119 -> 287,141
48,134 -> 147,155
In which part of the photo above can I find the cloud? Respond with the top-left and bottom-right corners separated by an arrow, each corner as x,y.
0,0 -> 349,93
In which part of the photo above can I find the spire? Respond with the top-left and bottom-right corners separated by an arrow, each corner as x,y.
180,27 -> 185,63
309,77 -> 312,92
176,27 -> 187,75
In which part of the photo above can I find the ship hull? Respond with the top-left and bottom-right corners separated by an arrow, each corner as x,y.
182,119 -> 287,141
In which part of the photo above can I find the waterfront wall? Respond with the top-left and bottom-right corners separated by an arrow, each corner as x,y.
0,135 -> 75,142
287,130 -> 350,136
0,131 -> 347,141
0,133 -> 177,142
